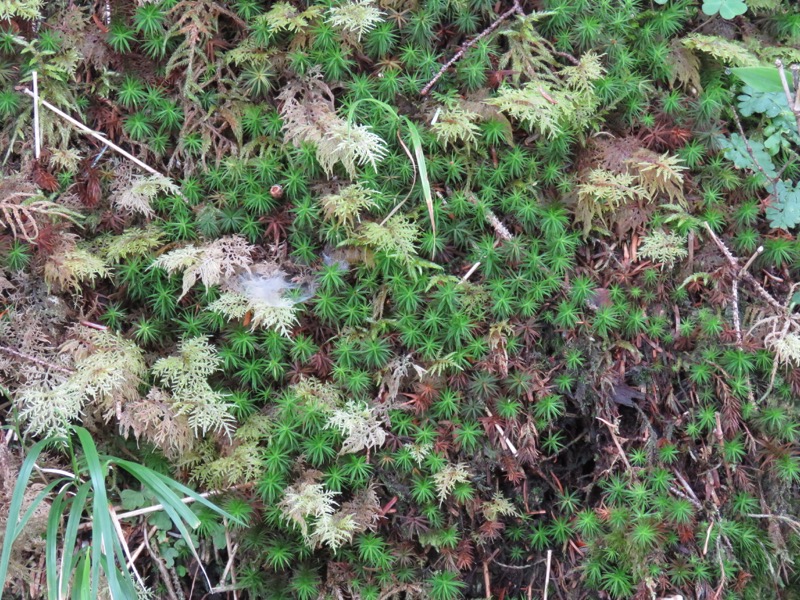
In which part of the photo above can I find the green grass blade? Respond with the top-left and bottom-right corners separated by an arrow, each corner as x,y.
60,481 -> 92,599
75,427 -> 126,600
110,458 -> 229,590
14,478 -> 66,539
46,487 -> 69,600
403,117 -> 436,255
111,459 -> 201,527
114,459 -> 236,523
0,438 -> 53,587
71,550 -> 91,600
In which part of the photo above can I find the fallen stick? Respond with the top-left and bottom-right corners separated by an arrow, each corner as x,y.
32,72 -> 40,159
19,87 -> 169,179
543,549 -> 552,600
421,0 -> 522,95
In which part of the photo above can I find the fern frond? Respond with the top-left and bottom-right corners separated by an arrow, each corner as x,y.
151,336 -> 235,437
488,52 -> 603,139
628,151 -> 687,205
208,290 -> 298,336
117,388 -> 194,458
497,13 -> 558,84
262,2 -> 322,34
0,187 -> 81,242
483,492 -> 520,521
433,462 -> 470,505
682,34 -> 760,67
0,0 -> 42,20
432,105 -> 481,149
152,236 -> 254,299
114,175 -> 181,217
354,214 -> 419,263
279,475 -> 338,541
44,241 -> 109,292
638,230 -> 688,269
191,441 -> 264,488
279,70 -> 387,178
326,401 -> 387,455
16,330 -> 146,438
327,0 -> 384,42
575,169 -> 648,236
319,183 -> 377,230
103,226 -> 165,263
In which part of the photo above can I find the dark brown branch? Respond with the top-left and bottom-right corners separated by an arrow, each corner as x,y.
421,1 -> 522,96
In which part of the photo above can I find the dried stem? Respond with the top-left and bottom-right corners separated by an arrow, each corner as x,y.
19,87 -> 170,180
0,345 -> 73,375
144,531 -> 181,600
596,417 -> 631,471
730,108 -> 778,195
421,0 -> 522,95
731,278 -> 742,348
776,60 -> 800,137
32,71 -> 40,159
703,223 -> 786,315
543,549 -> 553,600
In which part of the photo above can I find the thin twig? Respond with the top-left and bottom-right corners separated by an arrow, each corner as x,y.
596,417 -> 631,471
0,345 -> 73,375
703,223 -> 786,314
703,521 -> 714,556
380,130 -> 417,226
730,108 -> 777,190
674,469 -> 703,508
144,530 -> 181,600
543,549 -> 553,600
78,483 -> 252,531
485,408 -> 518,456
776,60 -> 800,137
109,504 -> 146,590
740,246 -> 763,276
421,0 -> 522,95
32,71 -> 40,159
459,259 -> 483,284
669,485 -> 702,510
746,513 -> 800,532
731,278 -> 742,348
19,87 -> 169,179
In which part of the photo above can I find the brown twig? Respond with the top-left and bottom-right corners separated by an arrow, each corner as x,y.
730,108 -> 778,191
421,0 -> 522,95
144,530 -> 181,600
703,223 -> 786,315
746,513 -> 800,533
731,278 -> 742,348
0,345 -> 73,375
78,482 -> 253,531
596,417 -> 631,471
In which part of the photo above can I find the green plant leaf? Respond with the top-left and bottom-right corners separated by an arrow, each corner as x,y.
717,134 -> 778,179
766,180 -> 800,230
730,67 -> 786,93
120,489 -> 146,511
702,0 -> 748,19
